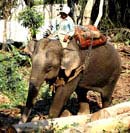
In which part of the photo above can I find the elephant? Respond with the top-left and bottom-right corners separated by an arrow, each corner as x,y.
21,38 -> 121,123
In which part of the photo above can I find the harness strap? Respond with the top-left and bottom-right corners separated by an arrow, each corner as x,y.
50,64 -> 85,93
68,64 -> 85,82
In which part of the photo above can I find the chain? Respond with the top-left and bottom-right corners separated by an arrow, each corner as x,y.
83,26 -> 93,71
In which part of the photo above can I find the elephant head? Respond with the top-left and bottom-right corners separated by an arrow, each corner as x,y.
25,38 -> 81,85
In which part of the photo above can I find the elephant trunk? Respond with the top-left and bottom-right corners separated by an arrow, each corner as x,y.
21,72 -> 45,123
20,82 -> 40,123
26,73 -> 46,108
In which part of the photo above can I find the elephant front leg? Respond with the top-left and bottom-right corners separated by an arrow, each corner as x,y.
49,76 -> 81,118
21,82 -> 39,123
49,87 -> 68,118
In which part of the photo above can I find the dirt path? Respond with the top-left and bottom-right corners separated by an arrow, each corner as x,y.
112,43 -> 130,103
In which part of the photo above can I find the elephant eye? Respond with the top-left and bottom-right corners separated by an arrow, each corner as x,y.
44,64 -> 52,72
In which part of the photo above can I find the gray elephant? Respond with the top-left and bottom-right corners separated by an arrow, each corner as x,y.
21,38 -> 121,123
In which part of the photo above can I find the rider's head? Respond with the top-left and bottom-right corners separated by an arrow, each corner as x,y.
60,5 -> 70,19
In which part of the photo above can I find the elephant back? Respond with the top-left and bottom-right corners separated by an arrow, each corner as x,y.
79,42 -> 121,87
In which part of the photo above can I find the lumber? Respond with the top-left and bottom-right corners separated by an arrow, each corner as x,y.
8,101 -> 130,132
63,112 -> 130,133
11,114 -> 92,132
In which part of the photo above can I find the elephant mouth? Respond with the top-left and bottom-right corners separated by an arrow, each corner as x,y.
46,65 -> 84,87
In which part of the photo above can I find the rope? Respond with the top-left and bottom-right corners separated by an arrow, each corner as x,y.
77,25 -> 93,71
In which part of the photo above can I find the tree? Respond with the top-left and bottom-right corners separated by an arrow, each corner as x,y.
82,0 -> 96,25
1,0 -> 17,51
18,7 -> 44,39
24,0 -> 34,7
71,0 -> 130,28
94,0 -> 104,27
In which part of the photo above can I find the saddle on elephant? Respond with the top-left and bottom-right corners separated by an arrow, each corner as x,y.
74,25 -> 107,48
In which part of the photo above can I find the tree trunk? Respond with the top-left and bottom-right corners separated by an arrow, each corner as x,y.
76,0 -> 87,25
0,0 -> 5,8
74,3 -> 80,24
24,0 -> 34,7
94,0 -> 104,27
83,0 -> 96,25
2,19 -> 7,50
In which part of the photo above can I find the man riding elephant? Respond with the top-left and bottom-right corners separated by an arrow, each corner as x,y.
43,5 -> 75,48
43,5 -> 101,48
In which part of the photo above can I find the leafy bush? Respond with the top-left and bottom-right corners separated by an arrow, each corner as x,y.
34,0 -> 43,5
0,49 -> 29,108
11,45 -> 31,66
18,7 -> 44,38
0,46 -> 50,109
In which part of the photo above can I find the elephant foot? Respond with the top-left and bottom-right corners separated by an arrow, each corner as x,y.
78,102 -> 90,115
87,91 -> 102,108
60,109 -> 72,117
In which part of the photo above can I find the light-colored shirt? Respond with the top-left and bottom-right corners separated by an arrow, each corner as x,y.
51,15 -> 75,38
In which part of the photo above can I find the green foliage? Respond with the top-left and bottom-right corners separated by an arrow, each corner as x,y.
39,83 -> 50,99
99,17 -> 115,32
44,0 -> 65,4
125,39 -> 130,45
11,45 -> 31,66
18,7 -> 44,38
0,45 -> 50,109
0,48 -> 29,108
34,0 -> 43,5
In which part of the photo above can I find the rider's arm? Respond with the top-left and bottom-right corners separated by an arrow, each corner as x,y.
66,17 -> 75,37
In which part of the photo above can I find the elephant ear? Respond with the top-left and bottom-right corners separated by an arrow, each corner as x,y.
61,40 -> 81,77
23,39 -> 37,56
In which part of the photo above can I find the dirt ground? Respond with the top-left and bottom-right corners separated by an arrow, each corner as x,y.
0,42 -> 130,132
112,43 -> 130,103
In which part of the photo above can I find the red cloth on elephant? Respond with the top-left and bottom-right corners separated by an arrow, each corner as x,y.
74,25 -> 107,48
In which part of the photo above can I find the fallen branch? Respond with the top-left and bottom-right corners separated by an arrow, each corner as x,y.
8,101 -> 130,132
9,114 -> 92,132
91,101 -> 130,120
64,112 -> 130,133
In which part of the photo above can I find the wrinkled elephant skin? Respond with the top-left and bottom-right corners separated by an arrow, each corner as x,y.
21,38 -> 121,123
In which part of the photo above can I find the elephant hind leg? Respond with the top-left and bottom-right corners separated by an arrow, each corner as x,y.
78,102 -> 90,115
60,109 -> 72,117
101,77 -> 120,108
101,84 -> 115,108
76,88 -> 90,115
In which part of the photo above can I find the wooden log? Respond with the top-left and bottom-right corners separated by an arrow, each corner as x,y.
10,114 -> 92,132
91,101 -> 130,121
63,112 -> 130,133
9,101 -> 130,132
